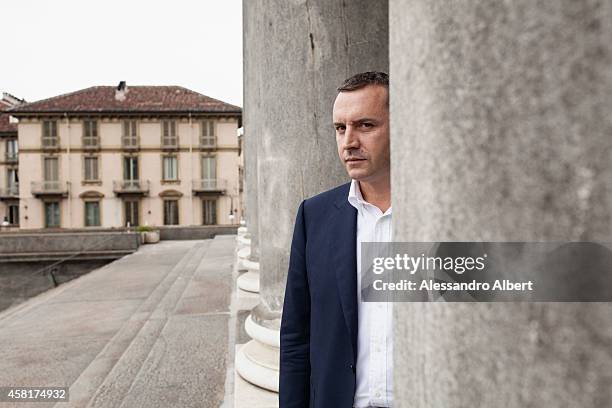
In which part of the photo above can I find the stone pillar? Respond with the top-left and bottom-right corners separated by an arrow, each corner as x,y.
237,123 -> 261,293
390,1 -> 612,407
237,0 -> 389,392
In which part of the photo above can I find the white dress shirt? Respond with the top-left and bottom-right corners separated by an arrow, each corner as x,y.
348,179 -> 393,408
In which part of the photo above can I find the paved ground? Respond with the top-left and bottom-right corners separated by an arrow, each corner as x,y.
0,236 -> 236,408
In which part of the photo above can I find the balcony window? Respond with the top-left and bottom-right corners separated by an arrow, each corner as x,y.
122,120 -> 138,148
83,120 -> 99,148
42,120 -> 58,148
7,168 -> 18,191
123,156 -> 139,180
6,139 -> 18,162
84,201 -> 101,227
162,155 -> 178,181
200,120 -> 215,147
84,156 -> 99,181
163,200 -> 179,225
43,157 -> 59,182
201,155 -> 216,181
162,120 -> 177,148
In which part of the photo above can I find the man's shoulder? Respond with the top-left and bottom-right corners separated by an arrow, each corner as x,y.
303,181 -> 351,213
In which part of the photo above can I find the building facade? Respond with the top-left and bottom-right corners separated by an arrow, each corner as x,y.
0,93 -> 23,229
8,84 -> 242,230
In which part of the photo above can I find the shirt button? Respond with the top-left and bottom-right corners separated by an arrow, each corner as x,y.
375,392 -> 381,398
349,364 -> 355,373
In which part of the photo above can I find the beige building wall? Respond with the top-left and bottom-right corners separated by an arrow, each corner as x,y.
16,116 -> 240,229
0,137 -> 20,229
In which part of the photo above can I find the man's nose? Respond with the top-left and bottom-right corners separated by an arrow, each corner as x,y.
343,126 -> 359,149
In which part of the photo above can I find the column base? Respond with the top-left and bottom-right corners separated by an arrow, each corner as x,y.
237,271 -> 260,293
236,314 -> 280,392
235,340 -> 279,393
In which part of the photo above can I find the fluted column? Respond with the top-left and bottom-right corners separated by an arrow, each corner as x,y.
390,1 -> 612,407
237,0 -> 389,392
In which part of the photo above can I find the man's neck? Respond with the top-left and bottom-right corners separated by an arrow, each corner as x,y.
358,176 -> 391,213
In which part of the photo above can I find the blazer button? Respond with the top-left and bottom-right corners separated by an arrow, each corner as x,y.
349,364 -> 355,373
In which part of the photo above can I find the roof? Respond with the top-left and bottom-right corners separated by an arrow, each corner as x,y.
0,102 -> 17,134
8,86 -> 242,116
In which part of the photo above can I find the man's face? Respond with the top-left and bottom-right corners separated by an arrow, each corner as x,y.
333,85 -> 390,183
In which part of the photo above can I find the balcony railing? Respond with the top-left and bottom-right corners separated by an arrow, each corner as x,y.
31,181 -> 69,196
122,136 -> 139,150
162,137 -> 178,150
113,180 -> 150,195
200,137 -> 216,148
42,137 -> 59,149
192,179 -> 227,193
0,184 -> 19,198
83,137 -> 100,149
5,151 -> 18,162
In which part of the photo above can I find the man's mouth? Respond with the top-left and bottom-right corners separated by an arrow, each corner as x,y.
345,158 -> 366,162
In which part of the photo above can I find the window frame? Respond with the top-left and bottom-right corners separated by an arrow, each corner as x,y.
200,120 -> 216,147
122,120 -> 139,148
163,199 -> 180,225
83,155 -> 100,183
84,200 -> 101,227
202,198 -> 217,225
161,120 -> 178,148
162,154 -> 179,182
42,120 -> 58,148
43,200 -> 61,228
82,119 -> 99,148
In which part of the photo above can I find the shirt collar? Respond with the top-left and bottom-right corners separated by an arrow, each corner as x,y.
347,179 -> 392,216
347,179 -> 364,210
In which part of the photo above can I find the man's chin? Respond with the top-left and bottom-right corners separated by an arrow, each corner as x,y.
346,169 -> 372,180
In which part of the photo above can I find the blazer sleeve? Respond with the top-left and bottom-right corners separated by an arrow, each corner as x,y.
279,200 -> 311,407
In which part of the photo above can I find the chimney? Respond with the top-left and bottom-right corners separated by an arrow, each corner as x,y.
115,81 -> 128,101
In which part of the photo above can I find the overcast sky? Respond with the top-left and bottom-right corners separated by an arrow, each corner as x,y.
2,0 -> 243,107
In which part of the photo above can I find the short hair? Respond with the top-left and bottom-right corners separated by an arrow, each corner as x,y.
337,71 -> 389,92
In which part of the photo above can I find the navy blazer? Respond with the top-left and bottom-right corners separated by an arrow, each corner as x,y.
280,182 -> 358,408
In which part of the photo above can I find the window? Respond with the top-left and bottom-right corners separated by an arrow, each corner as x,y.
162,120 -> 177,148
201,155 -> 216,180
84,156 -> 99,181
122,120 -> 138,148
123,156 -> 139,180
7,203 -> 19,225
162,155 -> 178,181
44,201 -> 60,228
163,200 -> 179,225
83,120 -> 99,148
7,168 -> 18,192
84,201 -> 101,227
202,199 -> 216,225
43,157 -> 59,189
124,199 -> 139,227
200,120 -> 215,147
42,120 -> 58,148
6,139 -> 18,161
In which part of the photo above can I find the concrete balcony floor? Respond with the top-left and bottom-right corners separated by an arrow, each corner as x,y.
0,236 -> 238,408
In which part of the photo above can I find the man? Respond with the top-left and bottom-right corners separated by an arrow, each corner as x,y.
280,71 -> 393,407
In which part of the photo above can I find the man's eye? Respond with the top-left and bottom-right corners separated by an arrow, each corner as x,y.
335,126 -> 345,132
361,123 -> 373,128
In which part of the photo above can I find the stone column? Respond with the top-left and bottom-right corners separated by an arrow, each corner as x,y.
390,1 -> 612,407
237,0 -> 389,392
237,124 -> 261,293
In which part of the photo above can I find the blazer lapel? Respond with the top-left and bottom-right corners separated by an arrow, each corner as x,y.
330,196 -> 358,362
